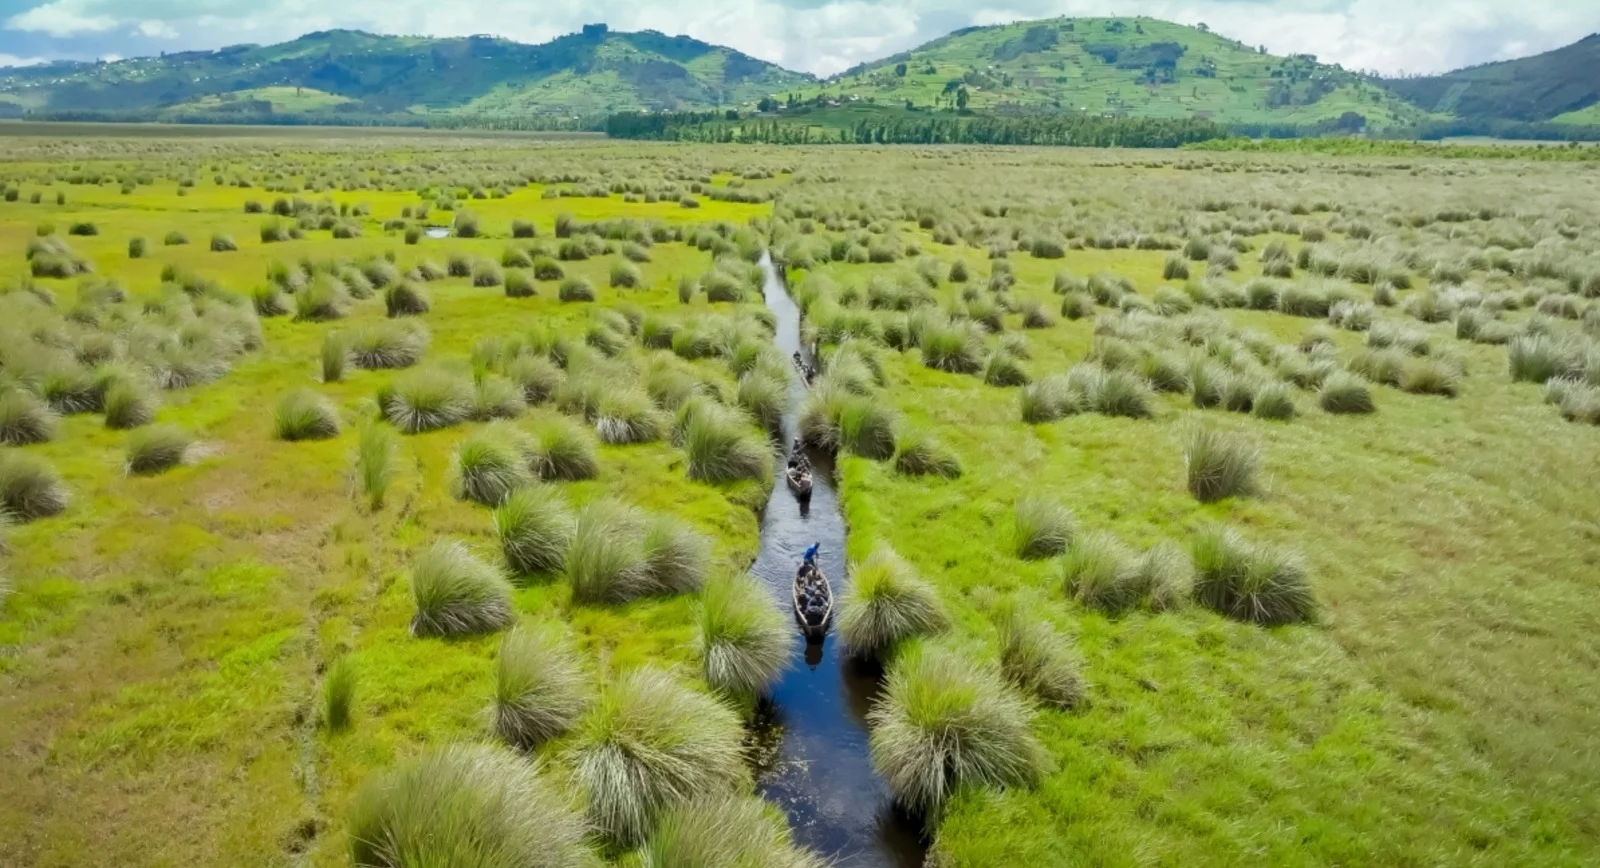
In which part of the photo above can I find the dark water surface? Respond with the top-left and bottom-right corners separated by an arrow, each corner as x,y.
749,255 -> 927,867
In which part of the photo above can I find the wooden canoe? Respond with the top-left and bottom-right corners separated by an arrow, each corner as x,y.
792,569 -> 832,640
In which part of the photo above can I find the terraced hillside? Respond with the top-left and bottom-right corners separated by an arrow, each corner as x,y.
0,25 -> 812,122
786,17 -> 1427,129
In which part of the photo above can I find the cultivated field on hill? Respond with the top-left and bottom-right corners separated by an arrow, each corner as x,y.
0,134 -> 1597,868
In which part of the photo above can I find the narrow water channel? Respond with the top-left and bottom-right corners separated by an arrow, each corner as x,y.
748,254 -> 928,867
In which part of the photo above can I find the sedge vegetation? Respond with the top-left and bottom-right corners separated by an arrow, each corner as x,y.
0,135 -> 1597,868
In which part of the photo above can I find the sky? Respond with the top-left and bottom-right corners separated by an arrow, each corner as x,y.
0,0 -> 1595,77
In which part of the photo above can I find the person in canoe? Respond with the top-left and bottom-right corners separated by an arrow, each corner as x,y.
786,439 -> 810,473
796,543 -> 828,626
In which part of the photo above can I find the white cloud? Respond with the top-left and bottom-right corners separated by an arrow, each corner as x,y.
0,53 -> 48,68
5,1 -> 118,37
136,20 -> 178,39
0,0 -> 1596,76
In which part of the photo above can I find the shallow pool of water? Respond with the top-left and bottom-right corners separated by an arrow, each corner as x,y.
424,226 -> 449,239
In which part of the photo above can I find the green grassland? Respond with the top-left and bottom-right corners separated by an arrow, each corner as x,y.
787,17 -> 1427,128
166,87 -> 356,115
769,150 -> 1600,864
1554,104 -> 1600,126
2,134 -> 1600,868
0,137 -> 781,865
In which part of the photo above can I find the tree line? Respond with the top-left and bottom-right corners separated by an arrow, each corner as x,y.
605,111 -> 1229,148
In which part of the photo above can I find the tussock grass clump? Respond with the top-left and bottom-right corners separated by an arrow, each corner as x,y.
920,320 -> 985,374
472,261 -> 504,288
494,485 -> 574,576
1061,532 -> 1139,612
209,233 -> 237,252
493,626 -> 588,750
103,380 -> 157,430
571,667 -> 746,846
0,451 -> 69,520
294,274 -> 351,322
528,418 -> 599,481
347,745 -> 592,868
567,500 -> 650,604
506,355 -> 564,406
838,546 -> 948,659
1185,425 -> 1260,502
409,541 -> 515,637
1061,291 -> 1095,320
1508,334 -> 1585,384
1075,364 -> 1155,419
559,277 -> 596,302
1132,541 -> 1194,612
252,285 -> 290,317
322,656 -> 356,731
869,647 -> 1046,815
0,390 -> 59,445
1012,497 -> 1076,559
683,403 -> 771,484
1152,286 -> 1194,316
1318,371 -> 1376,414
735,370 -> 786,434
610,261 -> 643,289
501,245 -> 534,269
644,793 -> 825,868
273,389 -> 340,441
1163,255 -> 1190,281
1348,348 -> 1407,387
348,322 -> 429,370
996,606 -> 1086,710
1399,357 -> 1462,397
567,503 -> 707,604
383,280 -> 430,317
321,333 -> 347,383
1328,299 -> 1374,331
355,424 -> 397,510
125,424 -> 191,475
1252,381 -> 1297,420
533,256 -> 564,281
835,395 -> 897,460
696,571 -> 790,697
1190,529 -> 1315,625
382,369 -> 472,434
1549,379 -> 1600,424
451,425 -> 534,506
1018,299 -> 1055,329
641,514 -> 710,596
983,350 -> 1030,387
1139,353 -> 1190,393
503,269 -> 535,298
1019,375 -> 1081,423
594,389 -> 666,445
893,429 -> 962,478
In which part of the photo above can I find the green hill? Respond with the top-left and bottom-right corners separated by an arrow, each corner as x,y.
0,24 -> 811,123
1381,35 -> 1600,125
781,17 -> 1427,130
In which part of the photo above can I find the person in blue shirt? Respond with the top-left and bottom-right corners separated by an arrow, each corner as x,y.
803,543 -> 820,565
